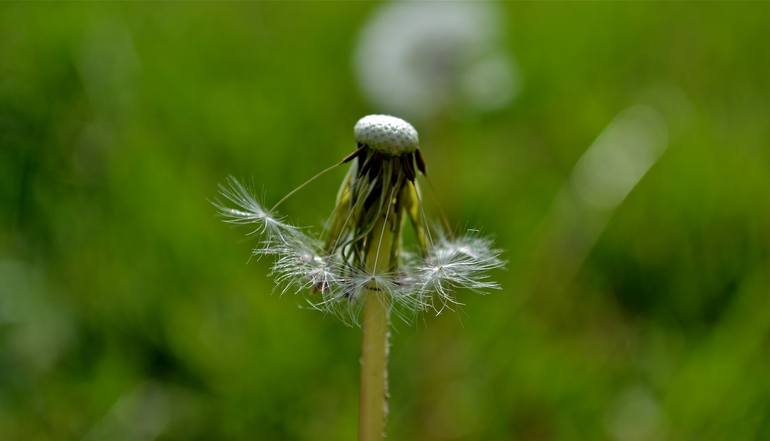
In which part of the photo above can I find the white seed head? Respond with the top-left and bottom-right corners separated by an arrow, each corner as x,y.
216,176 -> 504,324
354,114 -> 419,155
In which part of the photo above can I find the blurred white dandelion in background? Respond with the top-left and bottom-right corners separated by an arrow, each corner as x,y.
355,1 -> 520,121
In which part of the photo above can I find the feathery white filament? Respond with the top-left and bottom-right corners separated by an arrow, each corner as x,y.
411,234 -> 503,313
214,176 -> 299,243
215,177 -> 503,324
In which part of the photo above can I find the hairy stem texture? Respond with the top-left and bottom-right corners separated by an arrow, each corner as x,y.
359,215 -> 396,441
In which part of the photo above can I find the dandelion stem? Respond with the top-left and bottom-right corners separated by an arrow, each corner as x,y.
359,216 -> 395,441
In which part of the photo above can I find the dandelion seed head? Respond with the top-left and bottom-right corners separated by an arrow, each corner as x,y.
269,238 -> 340,296
409,235 -> 504,311
354,114 -> 419,155
215,175 -> 504,321
355,2 -> 520,120
216,112 -> 504,324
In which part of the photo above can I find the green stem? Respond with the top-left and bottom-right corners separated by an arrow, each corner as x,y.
359,217 -> 395,441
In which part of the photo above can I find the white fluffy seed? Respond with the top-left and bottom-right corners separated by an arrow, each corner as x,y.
354,114 -> 419,155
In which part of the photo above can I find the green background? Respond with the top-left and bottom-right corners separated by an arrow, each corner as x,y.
0,2 -> 768,440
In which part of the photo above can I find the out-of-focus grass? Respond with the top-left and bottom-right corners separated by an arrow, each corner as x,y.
0,2 -> 767,440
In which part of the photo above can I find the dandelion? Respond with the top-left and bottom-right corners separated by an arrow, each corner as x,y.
215,114 -> 503,441
355,2 -> 520,120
